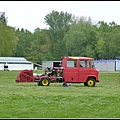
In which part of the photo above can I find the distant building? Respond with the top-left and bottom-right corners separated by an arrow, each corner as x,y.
0,57 -> 33,70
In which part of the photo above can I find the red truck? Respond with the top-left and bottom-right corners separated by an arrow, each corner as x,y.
16,56 -> 99,87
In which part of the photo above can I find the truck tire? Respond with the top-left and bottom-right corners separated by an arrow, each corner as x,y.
87,78 -> 96,87
40,78 -> 50,86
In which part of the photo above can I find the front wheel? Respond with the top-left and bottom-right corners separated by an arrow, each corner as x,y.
87,78 -> 96,87
40,78 -> 50,86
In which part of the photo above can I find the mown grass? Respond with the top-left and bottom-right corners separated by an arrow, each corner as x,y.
0,70 -> 120,118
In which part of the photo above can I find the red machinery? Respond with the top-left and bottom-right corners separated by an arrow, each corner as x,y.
16,69 -> 34,82
16,56 -> 100,87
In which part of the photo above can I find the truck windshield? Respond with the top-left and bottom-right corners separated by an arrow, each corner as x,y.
91,60 -> 95,68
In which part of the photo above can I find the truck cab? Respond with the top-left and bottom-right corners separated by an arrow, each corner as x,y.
61,56 -> 99,87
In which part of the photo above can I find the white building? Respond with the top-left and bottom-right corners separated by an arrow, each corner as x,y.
0,57 -> 33,70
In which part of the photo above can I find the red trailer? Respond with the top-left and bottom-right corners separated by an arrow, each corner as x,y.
16,56 -> 100,87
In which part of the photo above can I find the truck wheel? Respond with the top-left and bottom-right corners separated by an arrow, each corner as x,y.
87,78 -> 96,87
40,78 -> 50,86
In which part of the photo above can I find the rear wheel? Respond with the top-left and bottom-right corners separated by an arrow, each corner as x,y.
87,78 -> 96,87
40,78 -> 50,86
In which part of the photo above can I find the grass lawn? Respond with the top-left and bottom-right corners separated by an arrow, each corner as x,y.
0,70 -> 120,118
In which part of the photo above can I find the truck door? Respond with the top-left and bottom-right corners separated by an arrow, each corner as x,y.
79,60 -> 90,82
63,59 -> 79,82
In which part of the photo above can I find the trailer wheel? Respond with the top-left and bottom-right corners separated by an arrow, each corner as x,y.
40,78 -> 50,86
87,78 -> 96,87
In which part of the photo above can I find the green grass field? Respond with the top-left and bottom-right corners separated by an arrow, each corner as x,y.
0,70 -> 120,118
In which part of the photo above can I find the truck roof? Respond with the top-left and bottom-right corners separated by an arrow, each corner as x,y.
63,56 -> 93,60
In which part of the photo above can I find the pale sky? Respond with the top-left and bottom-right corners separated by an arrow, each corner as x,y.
0,1 -> 120,33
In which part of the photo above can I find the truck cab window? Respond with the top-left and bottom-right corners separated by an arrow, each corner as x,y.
80,60 -> 89,68
67,60 -> 77,67
91,60 -> 95,68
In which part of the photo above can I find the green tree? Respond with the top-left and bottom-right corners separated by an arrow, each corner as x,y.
27,29 -> 51,64
97,21 -> 120,59
63,16 -> 99,58
86,45 -> 95,58
0,12 -> 7,25
44,10 -> 73,60
96,38 -> 105,59
0,12 -> 18,56
15,28 -> 33,57
63,31 -> 87,56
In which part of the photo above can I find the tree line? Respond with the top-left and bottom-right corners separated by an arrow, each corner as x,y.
0,11 -> 120,64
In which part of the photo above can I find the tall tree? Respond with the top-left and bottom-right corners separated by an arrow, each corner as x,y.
0,12 -> 7,25
97,21 -> 120,59
44,10 -> 73,60
0,12 -> 18,56
15,28 -> 33,57
63,16 -> 99,58
27,29 -> 51,64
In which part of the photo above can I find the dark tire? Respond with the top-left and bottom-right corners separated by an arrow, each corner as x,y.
87,78 -> 96,87
84,82 -> 88,86
63,82 -> 67,87
40,78 -> 50,86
